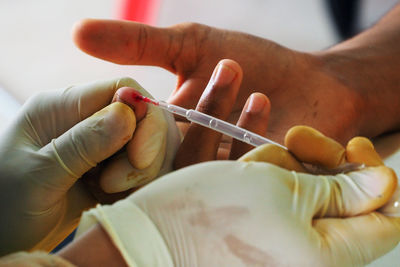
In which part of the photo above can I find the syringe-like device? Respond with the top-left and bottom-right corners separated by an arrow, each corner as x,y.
133,93 -> 286,149
158,101 -> 286,149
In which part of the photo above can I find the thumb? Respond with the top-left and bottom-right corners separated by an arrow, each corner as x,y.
314,213 -> 400,265
72,19 -> 182,71
39,102 -> 136,190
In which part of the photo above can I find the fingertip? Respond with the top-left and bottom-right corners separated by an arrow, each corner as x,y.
127,108 -> 168,170
245,93 -> 270,115
285,126 -> 345,168
105,102 -> 137,139
71,18 -> 98,53
218,59 -> 243,81
71,18 -> 131,64
228,93 -> 271,159
112,87 -> 148,121
346,137 -> 384,166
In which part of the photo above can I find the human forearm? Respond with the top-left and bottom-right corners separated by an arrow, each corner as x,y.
317,3 -> 400,137
58,224 -> 128,267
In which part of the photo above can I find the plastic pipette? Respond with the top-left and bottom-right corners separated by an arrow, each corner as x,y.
134,93 -> 286,149
159,101 -> 286,149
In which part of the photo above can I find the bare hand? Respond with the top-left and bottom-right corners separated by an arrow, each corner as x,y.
72,19 -> 374,144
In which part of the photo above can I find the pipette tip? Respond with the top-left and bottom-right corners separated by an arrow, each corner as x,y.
131,91 -> 159,105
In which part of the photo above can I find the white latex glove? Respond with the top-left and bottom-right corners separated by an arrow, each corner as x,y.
0,77 -> 180,255
77,126 -> 400,267
0,251 -> 75,267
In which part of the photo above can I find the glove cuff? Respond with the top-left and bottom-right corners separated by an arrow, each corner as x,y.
76,200 -> 174,267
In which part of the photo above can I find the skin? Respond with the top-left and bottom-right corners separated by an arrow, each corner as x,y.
111,87 -> 148,121
58,224 -> 128,267
72,4 -> 400,146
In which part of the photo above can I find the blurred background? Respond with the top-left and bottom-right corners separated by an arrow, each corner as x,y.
0,0 -> 399,265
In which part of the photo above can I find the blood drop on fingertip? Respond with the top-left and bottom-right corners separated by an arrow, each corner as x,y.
113,87 -> 148,121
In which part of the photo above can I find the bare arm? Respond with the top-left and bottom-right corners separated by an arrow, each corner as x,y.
58,224 -> 128,267
318,3 -> 400,138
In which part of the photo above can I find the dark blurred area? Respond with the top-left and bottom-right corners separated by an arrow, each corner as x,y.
326,0 -> 360,40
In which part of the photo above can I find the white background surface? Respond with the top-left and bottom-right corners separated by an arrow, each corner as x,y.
0,0 -> 399,265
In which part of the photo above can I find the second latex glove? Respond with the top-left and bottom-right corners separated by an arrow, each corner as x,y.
76,126 -> 400,266
0,77 -> 180,255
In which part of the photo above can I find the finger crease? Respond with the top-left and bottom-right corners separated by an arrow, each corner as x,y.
135,25 -> 148,64
24,113 -> 45,148
74,141 -> 97,168
51,139 -> 79,179
291,171 -> 300,213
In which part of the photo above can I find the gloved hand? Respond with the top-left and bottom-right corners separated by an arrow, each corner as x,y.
0,251 -> 75,267
76,126 -> 399,267
0,77 -> 180,255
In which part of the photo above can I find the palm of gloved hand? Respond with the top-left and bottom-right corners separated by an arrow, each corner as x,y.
0,77 -> 179,255
123,126 -> 399,266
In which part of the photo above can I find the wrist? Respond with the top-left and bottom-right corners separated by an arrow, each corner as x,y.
313,4 -> 400,138
58,224 -> 128,267
314,47 -> 400,138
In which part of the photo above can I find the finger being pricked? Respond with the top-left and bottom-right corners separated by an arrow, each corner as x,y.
174,59 -> 243,169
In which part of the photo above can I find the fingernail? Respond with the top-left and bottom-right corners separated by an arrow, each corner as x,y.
245,93 -> 266,113
114,93 -> 136,110
211,63 -> 237,87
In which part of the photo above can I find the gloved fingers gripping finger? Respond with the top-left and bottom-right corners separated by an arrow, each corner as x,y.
99,87 -> 180,193
111,87 -> 147,121
112,84 -> 168,170
22,77 -> 145,146
284,126 -> 346,169
99,146 -> 165,193
313,213 -> 400,265
173,59 -> 243,169
39,102 -> 136,190
346,137 -> 384,166
228,93 -> 271,160
127,110 -> 168,169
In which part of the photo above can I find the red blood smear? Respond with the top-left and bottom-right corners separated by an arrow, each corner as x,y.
131,91 -> 158,105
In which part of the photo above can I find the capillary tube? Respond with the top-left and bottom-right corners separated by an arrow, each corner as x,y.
154,100 -> 286,149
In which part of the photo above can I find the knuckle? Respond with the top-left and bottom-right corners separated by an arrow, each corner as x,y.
132,24 -> 149,64
168,22 -> 211,74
